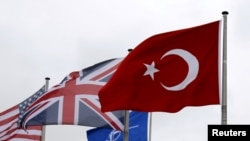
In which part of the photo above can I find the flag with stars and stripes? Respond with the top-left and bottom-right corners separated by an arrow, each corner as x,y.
17,86 -> 46,126
0,85 -> 45,141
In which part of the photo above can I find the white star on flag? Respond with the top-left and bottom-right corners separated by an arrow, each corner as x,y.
143,61 -> 159,80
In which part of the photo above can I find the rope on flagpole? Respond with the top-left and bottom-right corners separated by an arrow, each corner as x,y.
42,77 -> 50,141
221,11 -> 228,125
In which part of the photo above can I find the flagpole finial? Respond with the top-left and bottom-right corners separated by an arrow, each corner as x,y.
45,77 -> 50,80
128,48 -> 133,52
222,11 -> 229,15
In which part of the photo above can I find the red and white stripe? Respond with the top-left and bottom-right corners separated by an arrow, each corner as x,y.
0,105 -> 42,141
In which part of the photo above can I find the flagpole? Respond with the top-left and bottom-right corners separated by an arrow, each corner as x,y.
221,11 -> 228,125
42,77 -> 50,141
148,112 -> 152,141
123,49 -> 133,141
124,110 -> 130,141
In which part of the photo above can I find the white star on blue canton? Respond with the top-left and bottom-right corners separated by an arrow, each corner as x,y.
17,85 -> 46,126
143,61 -> 159,80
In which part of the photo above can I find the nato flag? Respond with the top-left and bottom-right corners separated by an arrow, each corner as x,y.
87,111 -> 148,141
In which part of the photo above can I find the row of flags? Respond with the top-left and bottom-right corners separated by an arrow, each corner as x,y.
0,19 -> 221,141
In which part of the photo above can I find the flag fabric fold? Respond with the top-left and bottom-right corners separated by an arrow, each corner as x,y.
87,111 -> 148,141
99,21 -> 221,113
19,58 -> 125,130
0,85 -> 45,141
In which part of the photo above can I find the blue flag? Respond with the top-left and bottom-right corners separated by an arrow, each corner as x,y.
87,111 -> 148,141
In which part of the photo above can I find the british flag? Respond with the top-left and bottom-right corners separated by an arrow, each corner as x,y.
18,58 -> 125,130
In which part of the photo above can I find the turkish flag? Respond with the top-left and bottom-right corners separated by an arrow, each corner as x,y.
99,20 -> 221,113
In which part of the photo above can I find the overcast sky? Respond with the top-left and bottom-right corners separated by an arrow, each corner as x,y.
1,0 -> 250,141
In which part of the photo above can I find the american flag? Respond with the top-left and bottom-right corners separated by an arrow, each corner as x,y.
19,58 -> 125,130
0,85 -> 46,141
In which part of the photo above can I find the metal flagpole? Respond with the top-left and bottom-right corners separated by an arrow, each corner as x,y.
123,49 -> 153,141
42,77 -> 50,141
221,11 -> 228,125
148,112 -> 152,141
123,110 -> 130,141
123,49 -> 133,141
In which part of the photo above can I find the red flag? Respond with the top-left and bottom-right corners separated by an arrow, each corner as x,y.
99,20 -> 221,113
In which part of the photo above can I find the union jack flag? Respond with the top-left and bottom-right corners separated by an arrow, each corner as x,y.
18,58 -> 125,130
